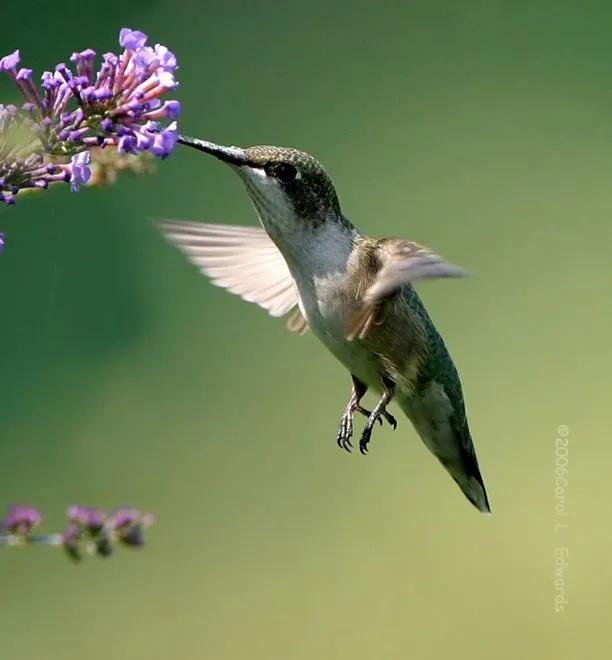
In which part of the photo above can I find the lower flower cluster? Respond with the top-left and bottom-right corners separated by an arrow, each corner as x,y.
0,504 -> 155,562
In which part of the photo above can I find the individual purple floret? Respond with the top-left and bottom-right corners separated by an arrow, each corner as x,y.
61,523 -> 83,561
69,150 -> 91,191
0,232 -> 5,252
0,27 -> 180,160
0,505 -> 42,535
67,504 -> 106,531
107,506 -> 155,548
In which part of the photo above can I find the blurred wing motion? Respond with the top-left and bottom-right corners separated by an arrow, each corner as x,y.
346,237 -> 468,341
158,221 -> 309,334
285,306 -> 310,336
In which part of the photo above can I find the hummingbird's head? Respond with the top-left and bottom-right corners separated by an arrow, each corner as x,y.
178,135 -> 343,239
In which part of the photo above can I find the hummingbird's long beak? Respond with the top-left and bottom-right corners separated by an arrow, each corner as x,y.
177,134 -> 248,167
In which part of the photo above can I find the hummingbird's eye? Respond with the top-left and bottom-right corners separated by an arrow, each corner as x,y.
264,162 -> 299,183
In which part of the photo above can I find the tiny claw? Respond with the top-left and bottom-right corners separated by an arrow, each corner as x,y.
338,436 -> 353,453
384,412 -> 397,430
359,425 -> 374,454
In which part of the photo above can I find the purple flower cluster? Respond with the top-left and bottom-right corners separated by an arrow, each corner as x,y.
0,503 -> 155,562
0,27 -> 179,206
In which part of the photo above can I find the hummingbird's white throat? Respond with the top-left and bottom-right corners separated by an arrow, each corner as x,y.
237,166 -> 301,238
236,164 -> 357,279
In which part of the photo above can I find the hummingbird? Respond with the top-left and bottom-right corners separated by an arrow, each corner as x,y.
159,134 -> 491,514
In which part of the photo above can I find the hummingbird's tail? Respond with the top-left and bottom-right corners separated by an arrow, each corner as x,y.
447,462 -> 491,515
398,393 -> 491,515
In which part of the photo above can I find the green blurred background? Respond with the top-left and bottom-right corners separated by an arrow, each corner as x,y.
1,1 -> 610,658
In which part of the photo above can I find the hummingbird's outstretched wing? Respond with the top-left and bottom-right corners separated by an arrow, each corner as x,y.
346,237 -> 467,341
157,221 -> 309,335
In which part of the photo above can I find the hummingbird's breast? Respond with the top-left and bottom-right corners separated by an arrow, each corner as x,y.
294,263 -> 389,392
295,261 -> 430,394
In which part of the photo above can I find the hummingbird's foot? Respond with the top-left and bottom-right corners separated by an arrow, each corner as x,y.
359,378 -> 396,455
337,375 -> 377,452
337,403 -> 385,452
